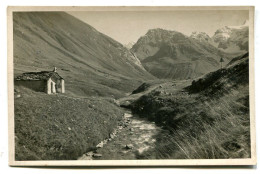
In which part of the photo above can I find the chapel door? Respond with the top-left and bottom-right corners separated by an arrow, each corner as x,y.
51,82 -> 56,93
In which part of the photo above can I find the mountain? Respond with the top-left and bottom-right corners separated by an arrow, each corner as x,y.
212,20 -> 249,53
190,31 -> 213,43
131,28 -> 231,80
124,41 -> 135,50
13,12 -> 155,98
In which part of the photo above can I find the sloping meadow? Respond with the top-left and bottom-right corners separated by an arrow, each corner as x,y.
14,87 -> 124,160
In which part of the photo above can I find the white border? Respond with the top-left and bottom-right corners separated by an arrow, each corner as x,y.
0,1 -> 259,173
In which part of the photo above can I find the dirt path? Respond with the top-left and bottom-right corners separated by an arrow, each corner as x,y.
78,112 -> 162,160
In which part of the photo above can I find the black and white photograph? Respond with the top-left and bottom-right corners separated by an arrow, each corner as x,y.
7,6 -> 255,166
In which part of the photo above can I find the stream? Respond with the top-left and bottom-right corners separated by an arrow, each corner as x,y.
78,112 -> 162,160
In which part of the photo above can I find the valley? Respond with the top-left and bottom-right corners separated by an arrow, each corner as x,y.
13,12 -> 251,160
80,51 -> 250,159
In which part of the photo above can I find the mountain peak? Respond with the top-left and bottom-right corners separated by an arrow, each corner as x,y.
145,28 -> 179,36
190,31 -> 211,42
212,21 -> 249,52
131,28 -> 228,80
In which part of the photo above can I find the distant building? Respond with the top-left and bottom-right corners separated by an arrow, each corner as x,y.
15,67 -> 65,94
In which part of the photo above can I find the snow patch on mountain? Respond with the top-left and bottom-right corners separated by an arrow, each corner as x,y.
212,20 -> 249,53
190,31 -> 211,42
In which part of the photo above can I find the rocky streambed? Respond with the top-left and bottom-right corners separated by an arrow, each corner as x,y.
78,112 -> 162,160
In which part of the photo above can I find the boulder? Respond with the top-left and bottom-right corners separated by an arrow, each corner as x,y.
93,153 -> 102,158
125,144 -> 134,149
96,142 -> 103,148
86,151 -> 94,156
124,101 -> 130,105
103,139 -> 108,144
109,133 -> 115,139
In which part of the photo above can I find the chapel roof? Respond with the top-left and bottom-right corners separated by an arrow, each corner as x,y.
15,71 -> 63,81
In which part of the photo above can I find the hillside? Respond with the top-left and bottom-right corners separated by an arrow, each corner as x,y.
15,87 -> 124,160
131,28 -> 232,80
127,52 -> 250,159
13,12 -> 155,98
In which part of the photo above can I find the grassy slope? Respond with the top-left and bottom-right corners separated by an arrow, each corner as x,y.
15,87 -> 124,160
129,53 -> 250,159
13,12 -> 155,98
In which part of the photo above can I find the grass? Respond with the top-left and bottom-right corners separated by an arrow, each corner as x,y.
14,87 -> 124,160
148,88 -> 250,159
130,54 -> 250,159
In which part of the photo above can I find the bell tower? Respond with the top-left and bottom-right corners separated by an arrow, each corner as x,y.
53,67 -> 57,72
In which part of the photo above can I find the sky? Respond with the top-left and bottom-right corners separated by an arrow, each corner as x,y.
67,10 -> 249,45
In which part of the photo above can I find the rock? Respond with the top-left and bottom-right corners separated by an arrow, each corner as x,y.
16,94 -> 21,98
103,140 -> 108,144
86,151 -> 94,156
96,142 -> 103,148
125,144 -> 134,149
124,113 -> 133,118
68,127 -> 71,130
130,128 -> 134,131
108,138 -> 112,141
81,154 -> 92,160
109,133 -> 115,139
125,124 -> 129,127
93,153 -> 102,157
114,100 -> 120,106
124,101 -> 130,105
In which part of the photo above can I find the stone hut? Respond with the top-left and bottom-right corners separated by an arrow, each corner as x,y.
15,68 -> 65,94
